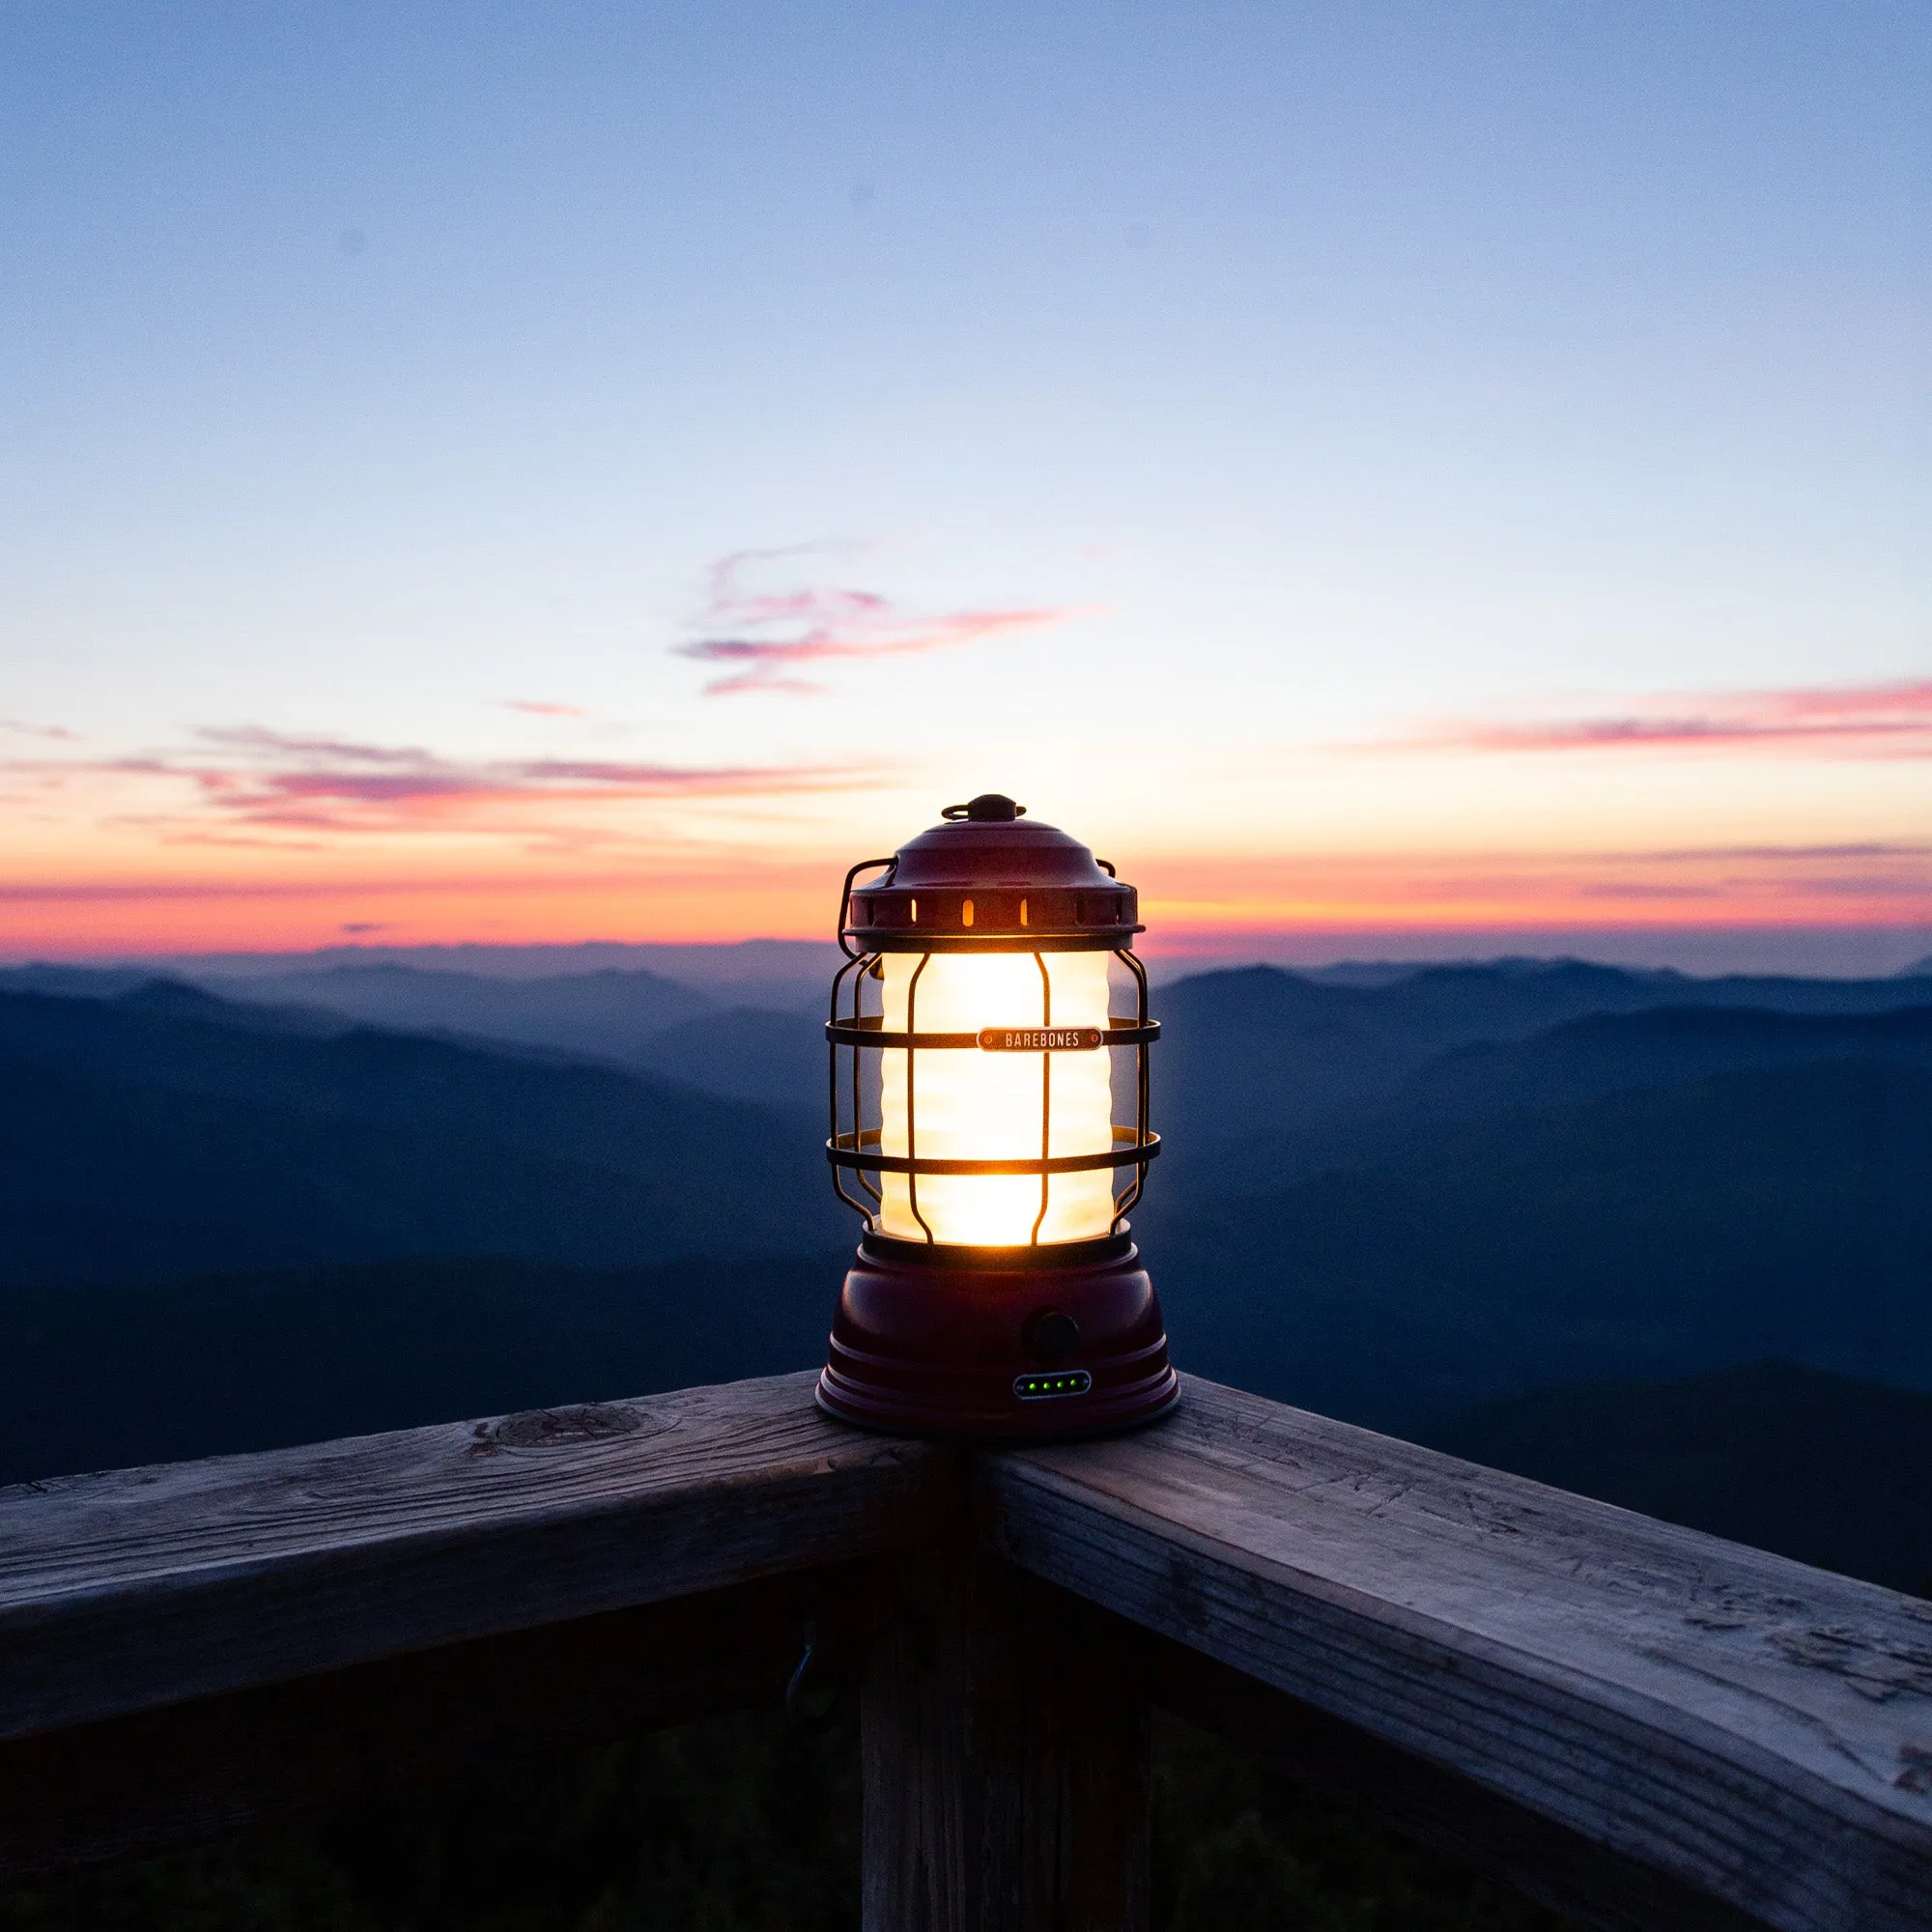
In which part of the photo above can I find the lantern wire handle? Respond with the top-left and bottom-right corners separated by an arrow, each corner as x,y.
838,857 -> 896,961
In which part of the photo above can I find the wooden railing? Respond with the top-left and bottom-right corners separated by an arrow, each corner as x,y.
3,1372 -> 1928,1930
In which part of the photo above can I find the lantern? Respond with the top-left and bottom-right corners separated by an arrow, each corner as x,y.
817,792 -> 1179,1436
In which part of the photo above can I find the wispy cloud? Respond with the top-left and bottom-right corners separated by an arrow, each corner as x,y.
0,718 -> 77,741
190,733 -> 864,832
1384,679 -> 1932,759
197,726 -> 433,765
6,725 -> 871,840
501,699 -> 587,718
675,549 -> 1086,695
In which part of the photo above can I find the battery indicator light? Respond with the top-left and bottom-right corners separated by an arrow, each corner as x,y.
1013,1370 -> 1094,1401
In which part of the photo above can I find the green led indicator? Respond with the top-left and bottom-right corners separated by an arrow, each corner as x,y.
1013,1370 -> 1094,1401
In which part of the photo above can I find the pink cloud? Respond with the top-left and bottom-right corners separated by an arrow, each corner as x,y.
10,726 -> 873,838
501,699 -> 588,718
1759,679 -> 1932,720
0,718 -> 77,741
676,550 -> 1087,695
197,726 -> 433,765
1392,679 -> 1932,759
1644,841 -> 1932,862
200,753 -> 862,830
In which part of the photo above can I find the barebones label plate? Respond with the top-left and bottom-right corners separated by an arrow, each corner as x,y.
977,1026 -> 1105,1051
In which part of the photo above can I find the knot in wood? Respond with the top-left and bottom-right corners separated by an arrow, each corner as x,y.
475,1403 -> 661,1451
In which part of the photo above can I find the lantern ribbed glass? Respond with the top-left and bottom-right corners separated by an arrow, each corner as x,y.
875,950 -> 1116,1245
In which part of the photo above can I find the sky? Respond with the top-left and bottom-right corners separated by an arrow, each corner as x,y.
2,1 -> 1928,970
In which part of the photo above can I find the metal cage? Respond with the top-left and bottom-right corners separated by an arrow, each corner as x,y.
824,853 -> 1161,1246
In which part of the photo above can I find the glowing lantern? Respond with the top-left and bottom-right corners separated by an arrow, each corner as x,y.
817,793 -> 1178,1436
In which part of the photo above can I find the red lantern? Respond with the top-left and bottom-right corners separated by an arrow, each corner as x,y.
817,793 -> 1179,1436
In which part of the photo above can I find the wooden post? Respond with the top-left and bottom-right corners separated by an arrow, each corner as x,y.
862,1540 -> 1149,1932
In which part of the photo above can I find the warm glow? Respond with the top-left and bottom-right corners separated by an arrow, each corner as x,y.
877,951 -> 1116,1245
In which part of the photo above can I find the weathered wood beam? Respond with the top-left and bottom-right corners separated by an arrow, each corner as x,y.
0,1561 -> 878,1885
982,1376 -> 1932,1932
7,1365 -> 1930,1931
0,1373 -> 944,1742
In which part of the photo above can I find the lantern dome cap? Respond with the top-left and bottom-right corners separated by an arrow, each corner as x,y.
844,798 -> 1140,951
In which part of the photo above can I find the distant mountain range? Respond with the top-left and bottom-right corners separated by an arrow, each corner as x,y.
1152,1048 -> 1932,1429
15,951 -> 1932,1151
202,961 -> 720,1060
111,937 -> 844,1002
0,980 -> 844,1288
6,952 -> 1932,1476
1,955 -> 830,1104
1153,958 -> 1932,1190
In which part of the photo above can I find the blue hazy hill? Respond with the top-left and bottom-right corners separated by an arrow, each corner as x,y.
1434,1362 -> 1932,1594
10,957 -> 1932,1490
1152,960 -> 1932,1190
1157,1057 -> 1932,1430
0,1253 -> 842,1488
188,961 -> 718,1060
0,983 -> 844,1288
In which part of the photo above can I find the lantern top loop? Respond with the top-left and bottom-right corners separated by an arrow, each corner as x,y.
843,797 -> 1141,949
942,793 -> 1027,822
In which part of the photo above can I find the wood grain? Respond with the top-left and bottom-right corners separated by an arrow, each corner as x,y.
982,1376 -> 1932,1932
0,1374 -> 942,1742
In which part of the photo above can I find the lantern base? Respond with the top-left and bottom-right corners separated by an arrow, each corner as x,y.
815,1232 -> 1179,1440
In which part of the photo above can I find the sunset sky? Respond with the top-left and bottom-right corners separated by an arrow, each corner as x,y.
4,3 -> 1928,970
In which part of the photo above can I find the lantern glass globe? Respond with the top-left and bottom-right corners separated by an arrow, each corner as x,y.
876,950 -> 1115,1245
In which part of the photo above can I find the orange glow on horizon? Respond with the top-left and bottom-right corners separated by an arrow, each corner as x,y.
5,842 -> 1930,961
7,668 -> 1930,961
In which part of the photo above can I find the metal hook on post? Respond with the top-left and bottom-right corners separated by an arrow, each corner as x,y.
785,1620 -> 840,1734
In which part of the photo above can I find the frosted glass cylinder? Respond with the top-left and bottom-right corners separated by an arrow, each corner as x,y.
877,951 -> 1116,1245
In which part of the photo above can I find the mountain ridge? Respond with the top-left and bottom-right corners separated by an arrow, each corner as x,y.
0,985 -> 845,1288
1155,1057 -> 1932,1429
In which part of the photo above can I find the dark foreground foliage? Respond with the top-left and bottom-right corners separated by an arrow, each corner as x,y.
1151,1717 -> 1563,1932
1,1710 -> 1564,1932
